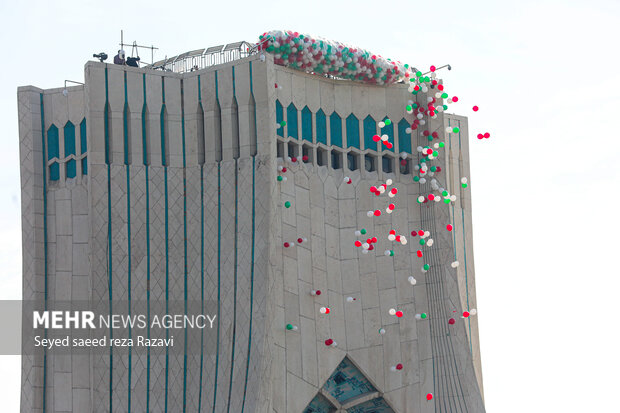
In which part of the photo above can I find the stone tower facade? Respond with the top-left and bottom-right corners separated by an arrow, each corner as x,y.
18,51 -> 484,412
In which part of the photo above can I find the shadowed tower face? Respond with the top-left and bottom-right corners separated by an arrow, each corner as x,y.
17,45 -> 484,413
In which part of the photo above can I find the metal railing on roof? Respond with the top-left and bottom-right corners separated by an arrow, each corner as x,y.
146,40 -> 261,73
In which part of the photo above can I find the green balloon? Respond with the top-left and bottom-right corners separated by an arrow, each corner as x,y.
385,119 -> 392,125
462,183 -> 468,188
406,105 -> 412,111
420,239 -> 425,245
428,136 -> 433,141
439,142 -> 445,148
421,313 -> 427,319
280,121 -> 287,127
416,71 -> 422,77
286,324 -> 293,330
443,104 -> 448,110
430,166 -> 437,172
361,228 -> 367,235
277,176 -> 283,182
442,190 -> 449,196
453,127 -> 460,133
413,176 -> 420,182
441,93 -> 448,99
433,151 -> 438,157
444,198 -> 450,204
423,264 -> 430,270
284,201 -> 291,208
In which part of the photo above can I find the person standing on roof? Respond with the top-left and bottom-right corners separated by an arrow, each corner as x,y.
114,50 -> 126,65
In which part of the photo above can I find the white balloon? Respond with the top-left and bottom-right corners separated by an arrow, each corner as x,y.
427,239 -> 434,247
470,309 -> 477,315
379,328 -> 386,334
367,211 -> 373,217
388,234 -> 396,241
424,231 -> 430,238
408,276 -> 417,285
355,230 -> 361,236
451,261 -> 460,268
446,126 -> 452,133
419,178 -> 427,184
346,296 -> 354,303
415,313 -> 422,320
461,177 -> 468,184
389,308 -> 396,316
378,121 -> 385,128
418,196 -> 425,202
386,179 -> 393,185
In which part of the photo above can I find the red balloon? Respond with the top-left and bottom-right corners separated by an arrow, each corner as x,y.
297,238 -> 303,243
396,363 -> 403,370
426,393 -> 433,401
438,84 -> 444,91
448,318 -> 456,325
428,194 -> 435,201
472,105 -> 479,112
291,157 -> 297,163
411,231 -> 417,237
282,167 -> 287,173
395,310 -> 403,318
325,339 -> 333,346
302,155 -> 309,162
452,96 -> 459,102
432,132 -> 438,138
374,210 -> 381,216
446,224 -> 453,231
423,130 -> 430,136
484,132 -> 490,138
354,240 -> 362,247
284,242 -> 290,248
417,250 -> 423,258
463,311 -> 470,318
368,245 -> 374,251
372,237 -> 377,243
315,290 -> 321,295
430,65 -> 436,72
385,142 -> 393,149
477,134 -> 483,140
370,186 -> 377,193
418,230 -> 425,236
373,134 -> 381,142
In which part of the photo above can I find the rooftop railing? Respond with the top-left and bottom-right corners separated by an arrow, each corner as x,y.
146,40 -> 267,73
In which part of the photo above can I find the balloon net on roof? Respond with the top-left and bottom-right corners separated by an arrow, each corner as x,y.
257,30 -> 416,85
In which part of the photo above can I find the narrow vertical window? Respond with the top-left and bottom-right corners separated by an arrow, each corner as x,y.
316,109 -> 327,145
363,115 -> 377,151
346,114 -> 360,149
329,112 -> 342,147
287,103 -> 298,139
301,106 -> 312,142
80,118 -> 87,175
64,121 -> 76,178
47,124 -> 59,181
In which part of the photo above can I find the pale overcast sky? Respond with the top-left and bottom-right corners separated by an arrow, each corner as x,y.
1,0 -> 619,411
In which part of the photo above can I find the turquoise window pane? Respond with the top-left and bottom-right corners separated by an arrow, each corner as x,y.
286,103 -> 298,139
316,109 -> 327,144
346,114 -> 360,149
276,100 -> 283,137
363,115 -> 377,151
301,106 -> 312,142
80,118 -> 87,175
398,118 -> 412,154
47,125 -> 59,181
329,112 -> 342,148
64,121 -> 76,178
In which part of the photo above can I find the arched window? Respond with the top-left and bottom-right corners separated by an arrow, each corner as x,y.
47,125 -> 59,181
286,103 -> 298,139
363,115 -> 377,151
381,118 -> 394,152
64,121 -> 76,178
346,114 -> 360,149
398,118 -> 412,154
80,118 -> 87,175
301,106 -> 312,142
316,109 -> 327,145
329,112 -> 342,147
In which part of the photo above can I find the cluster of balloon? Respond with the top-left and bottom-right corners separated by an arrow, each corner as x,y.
258,30 -> 416,85
283,237 -> 308,248
389,308 -> 404,318
285,323 -> 298,331
324,338 -> 337,347
343,176 -> 352,184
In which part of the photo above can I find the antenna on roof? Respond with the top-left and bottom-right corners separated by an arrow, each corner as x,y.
119,29 -> 159,66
